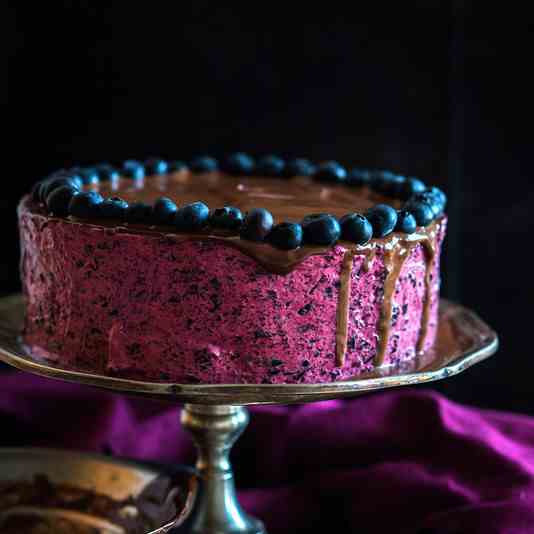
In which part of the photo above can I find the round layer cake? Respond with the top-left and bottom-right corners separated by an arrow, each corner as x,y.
18,155 -> 447,384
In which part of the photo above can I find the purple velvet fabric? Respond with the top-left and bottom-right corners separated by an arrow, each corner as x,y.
1,371 -> 534,533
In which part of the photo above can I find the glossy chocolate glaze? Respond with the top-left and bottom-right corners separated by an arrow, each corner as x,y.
94,170 -> 400,222
87,171 -> 406,275
32,171 -> 434,277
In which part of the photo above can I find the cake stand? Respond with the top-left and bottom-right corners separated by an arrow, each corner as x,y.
0,295 -> 498,534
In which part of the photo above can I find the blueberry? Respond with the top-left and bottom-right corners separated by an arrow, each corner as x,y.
240,208 -> 274,241
426,186 -> 447,211
282,158 -> 316,177
346,168 -> 371,187
301,213 -> 341,246
174,201 -> 210,231
41,176 -> 81,202
37,181 -> 52,202
395,210 -> 417,234
44,169 -> 83,190
50,168 -> 84,190
168,160 -> 188,173
268,222 -> 303,250
405,201 -> 434,227
190,156 -> 218,173
400,177 -> 426,200
31,181 -> 45,203
144,158 -> 168,175
222,152 -> 256,175
370,170 -> 403,195
95,164 -> 120,184
313,161 -> 347,183
71,176 -> 84,190
209,206 -> 244,231
255,155 -> 285,177
153,197 -> 178,225
59,170 -> 83,190
99,197 -> 129,219
46,185 -> 79,216
410,192 -> 441,217
366,204 -> 398,238
79,167 -> 100,185
389,175 -> 407,197
68,191 -> 104,218
125,202 -> 153,224
122,160 -> 145,181
95,164 -> 118,180
339,213 -> 373,245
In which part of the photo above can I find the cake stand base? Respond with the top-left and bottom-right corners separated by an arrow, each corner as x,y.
176,405 -> 265,534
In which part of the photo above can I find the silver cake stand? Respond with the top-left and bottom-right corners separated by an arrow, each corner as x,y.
0,295 -> 498,534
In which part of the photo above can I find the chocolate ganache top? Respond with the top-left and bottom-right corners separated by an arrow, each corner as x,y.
97,172 -> 397,221
25,155 -> 447,273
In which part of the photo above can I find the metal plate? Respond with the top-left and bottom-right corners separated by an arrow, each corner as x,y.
0,448 -> 195,533
0,295 -> 498,405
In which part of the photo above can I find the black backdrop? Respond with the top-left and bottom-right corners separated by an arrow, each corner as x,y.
2,2 -> 532,413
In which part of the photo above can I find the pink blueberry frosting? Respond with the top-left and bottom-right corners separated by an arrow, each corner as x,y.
18,198 -> 446,384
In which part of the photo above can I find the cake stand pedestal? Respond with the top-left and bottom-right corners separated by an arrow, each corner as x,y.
0,296 -> 498,534
178,405 -> 263,534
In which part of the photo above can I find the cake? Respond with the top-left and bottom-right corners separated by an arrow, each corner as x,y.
0,473 -> 186,533
18,154 -> 447,384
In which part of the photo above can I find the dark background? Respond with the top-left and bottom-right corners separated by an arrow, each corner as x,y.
1,2 -> 531,413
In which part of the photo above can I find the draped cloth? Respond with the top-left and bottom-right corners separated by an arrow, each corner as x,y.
1,371 -> 533,533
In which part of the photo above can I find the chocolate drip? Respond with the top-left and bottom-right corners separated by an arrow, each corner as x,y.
362,248 -> 376,273
333,228 -> 441,368
373,239 -> 410,365
23,196 -> 443,277
416,231 -> 439,353
373,225 -> 442,366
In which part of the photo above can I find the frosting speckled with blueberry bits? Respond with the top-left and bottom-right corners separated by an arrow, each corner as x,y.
29,153 -> 447,251
19,152 -> 448,385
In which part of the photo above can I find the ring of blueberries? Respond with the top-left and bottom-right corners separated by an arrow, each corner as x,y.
32,154 -> 447,251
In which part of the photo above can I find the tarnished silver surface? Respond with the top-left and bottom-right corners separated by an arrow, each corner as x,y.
0,295 -> 498,534
0,448 -> 195,533
175,405 -> 265,534
0,295 -> 498,405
